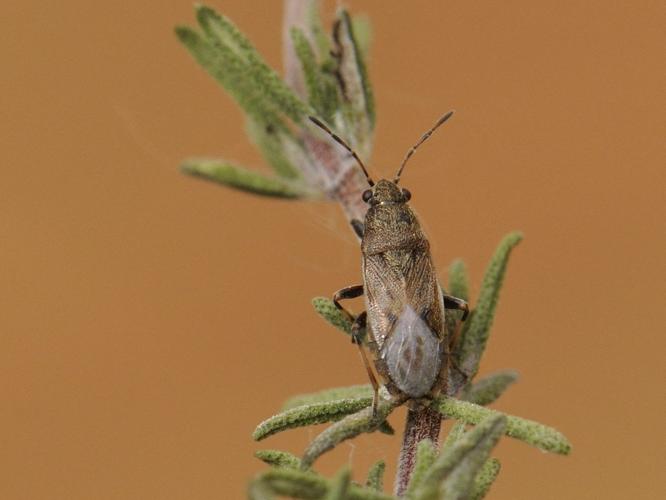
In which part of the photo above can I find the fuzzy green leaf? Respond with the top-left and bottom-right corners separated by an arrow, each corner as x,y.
196,5 -> 309,122
255,449 -> 301,470
448,259 -> 470,302
471,458 -> 501,500
256,468 -> 394,500
442,421 -> 467,450
248,478 -> 276,500
312,296 -> 352,334
326,467 -> 352,500
254,398 -> 372,441
291,27 -> 336,121
365,460 -> 386,492
245,118 -> 302,179
435,397 -> 572,455
456,232 -> 523,379
404,439 -> 437,498
301,398 -> 397,469
175,25 -> 285,127
282,385 -> 374,410
181,159 -> 308,198
461,370 -> 519,406
412,415 -> 506,500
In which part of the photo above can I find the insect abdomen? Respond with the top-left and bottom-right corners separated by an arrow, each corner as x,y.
380,306 -> 441,397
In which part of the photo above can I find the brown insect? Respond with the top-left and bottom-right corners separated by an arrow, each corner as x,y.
310,112 -> 469,415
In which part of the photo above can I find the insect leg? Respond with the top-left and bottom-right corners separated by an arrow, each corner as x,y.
351,311 -> 380,417
350,219 -> 365,238
333,284 -> 364,328
443,294 -> 469,321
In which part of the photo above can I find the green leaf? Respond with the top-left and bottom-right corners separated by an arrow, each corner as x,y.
448,259 -> 469,302
456,232 -> 523,379
435,397 -> 572,455
404,439 -> 437,498
301,398 -> 398,469
325,467 -> 352,500
253,398 -> 372,441
412,415 -> 506,500
175,25 -> 285,127
313,296 -> 368,341
245,118 -> 302,179
248,478 -> 276,500
461,370 -> 519,406
283,385 -> 374,410
471,458 -> 501,500
196,5 -> 310,122
256,468 -> 394,500
365,460 -> 385,492
181,159 -> 309,198
255,449 -> 301,470
291,27 -> 336,121
442,421 -> 467,450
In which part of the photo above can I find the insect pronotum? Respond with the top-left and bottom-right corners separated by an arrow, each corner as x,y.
310,112 -> 469,415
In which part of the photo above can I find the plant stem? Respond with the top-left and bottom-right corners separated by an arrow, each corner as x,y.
395,406 -> 442,497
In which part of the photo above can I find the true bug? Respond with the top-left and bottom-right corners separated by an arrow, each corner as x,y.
310,112 -> 469,414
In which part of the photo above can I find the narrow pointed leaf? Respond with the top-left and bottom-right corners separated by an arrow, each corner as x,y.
326,467 -> 352,500
365,460 -> 385,492
456,232 -> 523,378
291,27 -> 335,120
255,449 -> 301,469
282,384 -> 373,410
435,397 -> 572,455
254,398 -> 372,441
245,118 -> 302,179
461,370 -> 519,406
448,259 -> 469,302
257,468 -> 394,500
404,439 -> 437,498
413,415 -> 506,500
248,479 -> 276,500
301,398 -> 397,469
442,421 -> 467,450
181,159 -> 308,198
313,296 -> 370,342
471,458 -> 501,500
175,26 -> 285,126
196,5 -> 310,122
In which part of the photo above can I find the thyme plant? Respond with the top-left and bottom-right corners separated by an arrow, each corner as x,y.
176,2 -> 571,498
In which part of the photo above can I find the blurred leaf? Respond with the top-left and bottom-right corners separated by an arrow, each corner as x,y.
301,398 -> 398,469
441,421 -> 467,450
256,467 -> 394,499
181,159 -> 309,198
404,439 -> 437,498
412,415 -> 506,500
313,296 -> 370,343
436,397 -> 572,455
471,458 -> 501,500
325,467 -> 352,500
456,232 -> 523,379
461,370 -> 519,406
365,460 -> 386,492
254,398 -> 372,441
448,259 -> 469,302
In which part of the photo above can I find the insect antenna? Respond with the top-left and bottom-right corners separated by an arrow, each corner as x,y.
394,110 -> 455,184
308,116 -> 374,186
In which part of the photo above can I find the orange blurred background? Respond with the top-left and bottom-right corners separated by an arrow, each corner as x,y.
2,1 -> 664,498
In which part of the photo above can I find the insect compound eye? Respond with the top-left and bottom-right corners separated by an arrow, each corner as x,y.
362,189 -> 373,203
401,188 -> 412,201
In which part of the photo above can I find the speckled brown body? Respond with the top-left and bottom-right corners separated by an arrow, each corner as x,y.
361,179 -> 447,400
